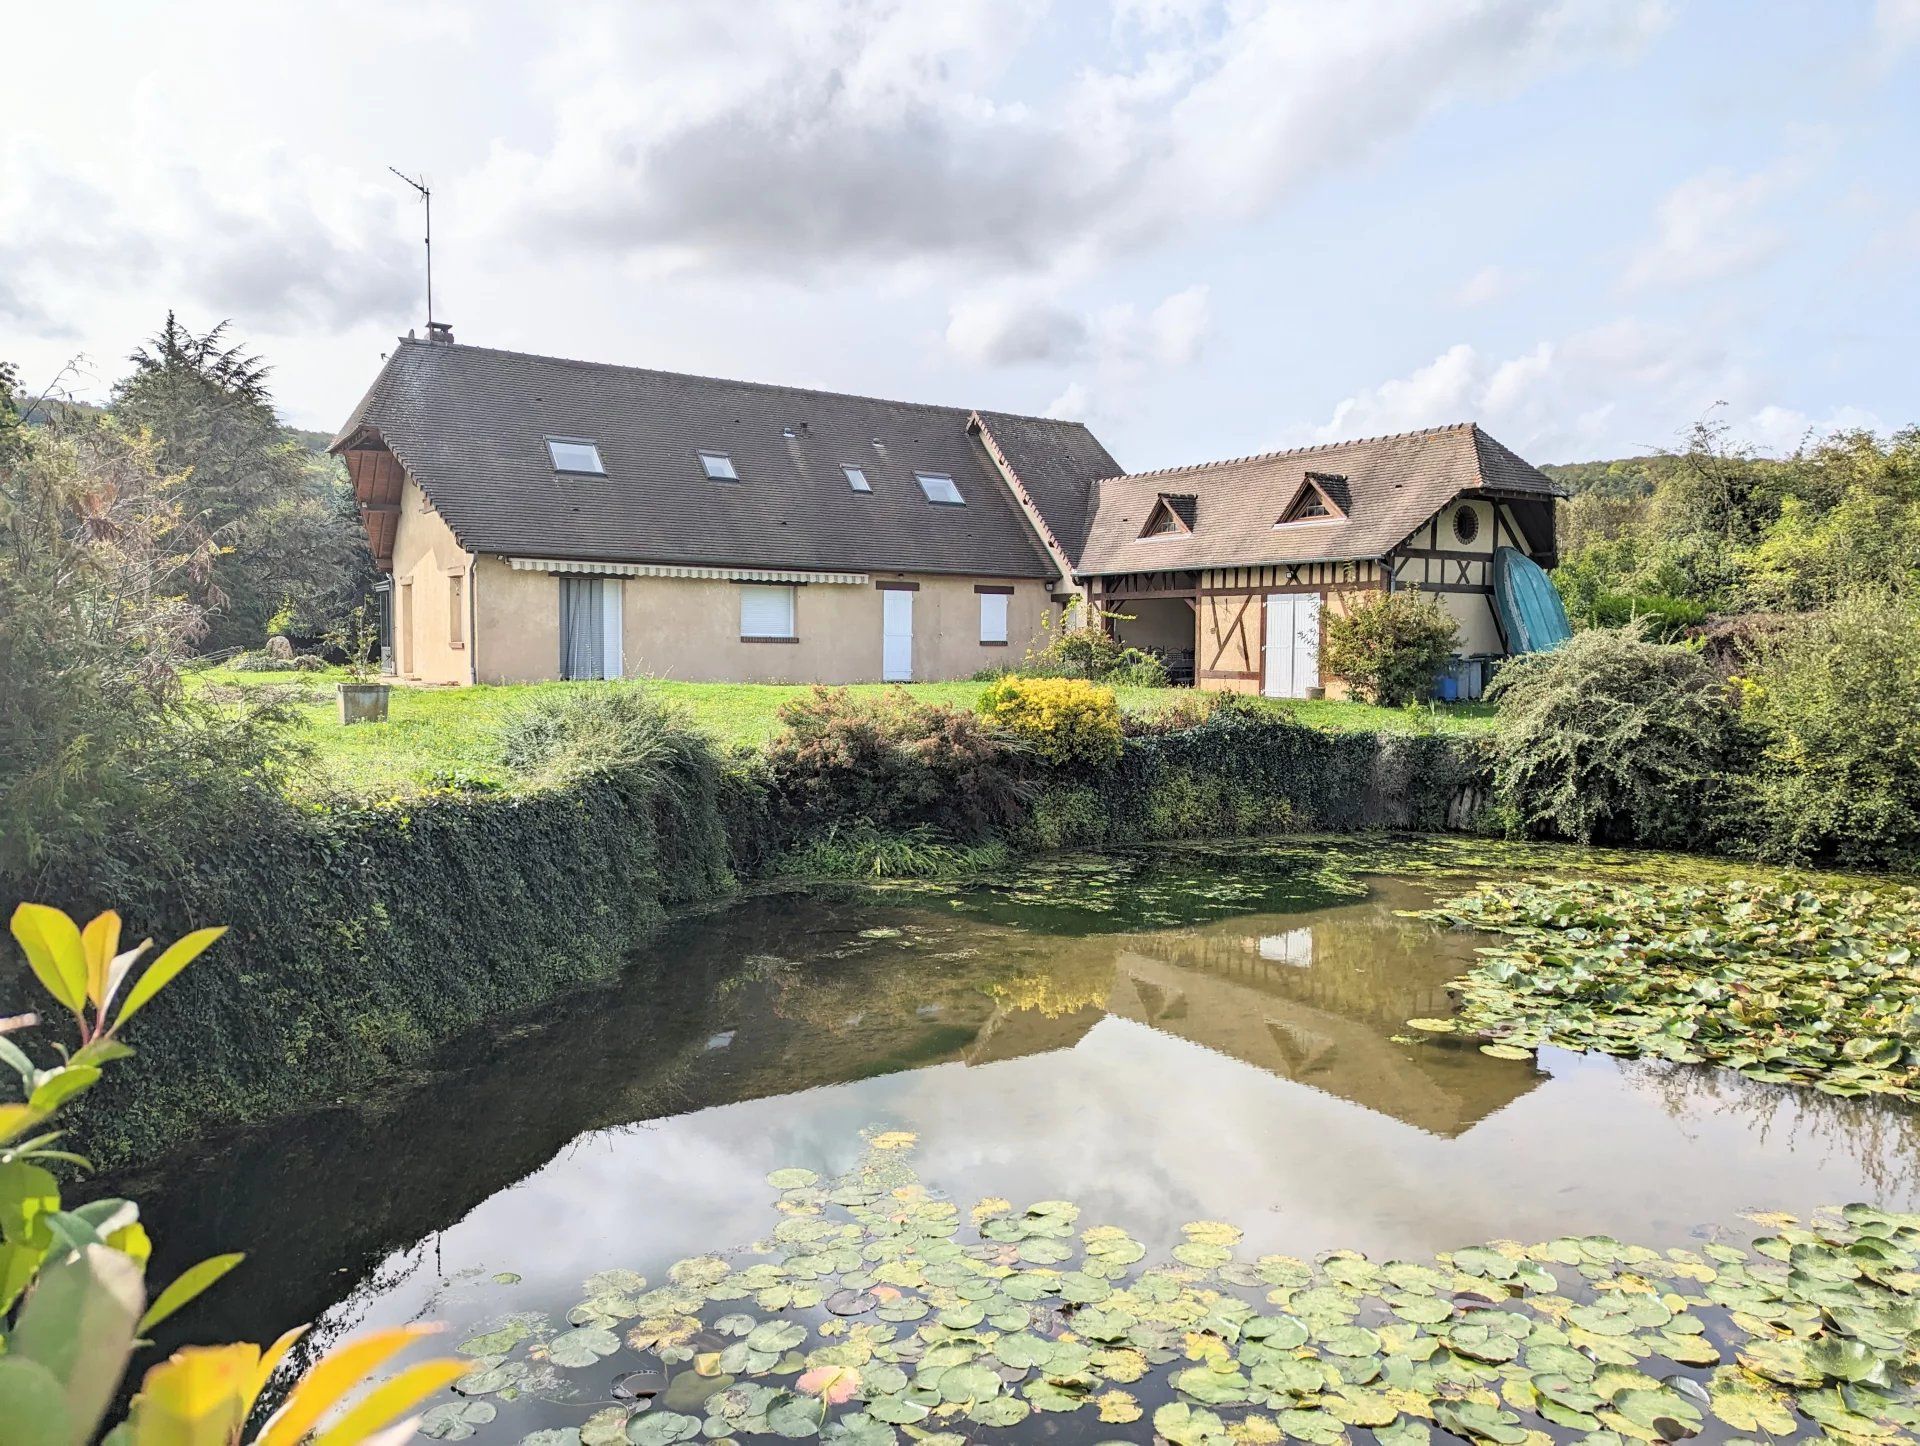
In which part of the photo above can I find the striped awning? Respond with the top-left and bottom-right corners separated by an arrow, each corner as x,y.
507,558 -> 869,585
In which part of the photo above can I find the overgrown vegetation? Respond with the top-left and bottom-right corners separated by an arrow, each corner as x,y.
2,901 -> 463,1445
1545,418 -> 1919,618
1414,877 -> 1920,1098
1015,602 -> 1169,686
1320,591 -> 1459,706
1735,590 -> 1920,867
1483,627 -> 1752,849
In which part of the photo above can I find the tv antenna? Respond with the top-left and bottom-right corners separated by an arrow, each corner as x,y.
388,166 -> 434,328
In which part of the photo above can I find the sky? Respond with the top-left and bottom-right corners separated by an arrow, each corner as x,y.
3,0 -> 1916,470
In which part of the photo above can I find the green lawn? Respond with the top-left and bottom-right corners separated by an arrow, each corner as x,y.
191,667 -> 1495,798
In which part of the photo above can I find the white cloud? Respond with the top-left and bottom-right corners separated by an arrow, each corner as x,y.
1038,283 -> 1212,422
1619,163 -> 1796,292
944,292 -> 1088,366
1451,264 -> 1527,308
1876,0 -> 1920,50
476,0 -> 1667,279
1298,321 -> 1779,460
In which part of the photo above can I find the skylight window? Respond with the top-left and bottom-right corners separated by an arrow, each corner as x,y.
915,471 -> 965,505
844,465 -> 872,493
698,450 -> 739,481
546,437 -> 605,474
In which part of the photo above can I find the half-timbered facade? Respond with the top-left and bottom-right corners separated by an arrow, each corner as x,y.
1071,424 -> 1563,697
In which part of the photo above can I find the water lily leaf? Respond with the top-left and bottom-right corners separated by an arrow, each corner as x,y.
521,1432 -> 581,1446
1406,1018 -> 1455,1033
548,1327 -> 621,1368
420,1402 -> 498,1440
665,1371 -> 735,1413
748,1321 -> 809,1354
966,1395 -> 1030,1427
1432,1400 -> 1528,1444
765,1396 -> 825,1439
1154,1402 -> 1230,1446
768,1169 -> 820,1190
1373,1419 -> 1431,1446
461,1322 -> 533,1356
821,1413 -> 896,1446
935,1364 -> 1000,1404
862,1394 -> 929,1424
580,1408 -> 631,1446
1806,1336 -> 1884,1383
1320,1325 -> 1384,1358
1277,1406 -> 1349,1444
1095,1388 -> 1142,1423
1174,1242 -> 1232,1269
1735,1336 -> 1820,1387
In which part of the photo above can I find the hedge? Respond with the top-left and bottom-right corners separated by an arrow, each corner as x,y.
4,710 -> 1486,1167
3,755 -> 747,1166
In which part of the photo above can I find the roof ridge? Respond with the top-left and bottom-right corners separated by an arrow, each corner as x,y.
394,337 -> 1087,428
1098,420 -> 1479,486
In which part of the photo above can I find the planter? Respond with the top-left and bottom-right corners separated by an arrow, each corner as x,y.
337,681 -> 390,725
1304,686 -> 1326,701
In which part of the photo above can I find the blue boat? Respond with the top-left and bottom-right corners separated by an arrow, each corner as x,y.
1492,546 -> 1572,654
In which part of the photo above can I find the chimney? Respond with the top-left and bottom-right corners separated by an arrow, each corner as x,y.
426,320 -> 455,345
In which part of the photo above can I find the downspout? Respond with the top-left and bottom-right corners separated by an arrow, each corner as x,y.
467,555 -> 479,686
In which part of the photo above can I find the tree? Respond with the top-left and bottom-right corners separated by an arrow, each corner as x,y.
111,314 -> 373,650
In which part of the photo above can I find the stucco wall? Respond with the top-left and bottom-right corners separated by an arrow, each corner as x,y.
389,478 -> 474,685
470,564 -> 1052,684
1393,497 -> 1536,657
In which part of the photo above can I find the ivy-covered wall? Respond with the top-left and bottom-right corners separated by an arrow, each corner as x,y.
6,719 -> 1485,1167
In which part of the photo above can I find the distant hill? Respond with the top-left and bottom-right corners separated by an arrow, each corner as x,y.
1539,456 -> 1678,501
13,393 -> 336,455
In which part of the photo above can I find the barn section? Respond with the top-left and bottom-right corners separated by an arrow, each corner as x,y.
1073,424 -> 1564,698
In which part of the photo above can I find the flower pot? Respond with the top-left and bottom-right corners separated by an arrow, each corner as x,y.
337,681 -> 390,725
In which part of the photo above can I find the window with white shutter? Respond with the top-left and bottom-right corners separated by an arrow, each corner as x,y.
739,584 -> 796,639
979,592 -> 1009,644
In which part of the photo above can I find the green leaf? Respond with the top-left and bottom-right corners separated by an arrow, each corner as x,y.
10,1244 -> 146,1446
112,926 -> 226,1030
138,1252 -> 245,1333
0,1357 -> 72,1446
10,904 -> 86,1017
420,1401 -> 498,1440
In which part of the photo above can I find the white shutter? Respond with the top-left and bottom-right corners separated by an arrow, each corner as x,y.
979,592 -> 1009,644
740,585 -> 795,638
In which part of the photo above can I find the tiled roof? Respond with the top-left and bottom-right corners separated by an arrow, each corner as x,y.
1074,423 -> 1564,577
969,409 -> 1120,558
333,340 -> 1079,579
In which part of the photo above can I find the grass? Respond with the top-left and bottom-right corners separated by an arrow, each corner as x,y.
190,666 -> 1496,798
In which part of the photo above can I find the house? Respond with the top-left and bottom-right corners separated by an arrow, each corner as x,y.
331,330 -> 1114,685
333,331 -> 1562,696
1076,425 -> 1565,698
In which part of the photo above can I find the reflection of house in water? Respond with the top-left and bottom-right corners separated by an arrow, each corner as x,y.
965,890 -> 1543,1137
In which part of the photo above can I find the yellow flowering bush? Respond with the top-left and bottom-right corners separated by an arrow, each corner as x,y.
977,676 -> 1122,767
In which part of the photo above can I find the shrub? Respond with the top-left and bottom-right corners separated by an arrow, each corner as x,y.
765,687 -> 1025,841
1736,590 -> 1920,866
1320,591 -> 1459,705
1575,590 -> 1706,641
978,676 -> 1123,767
497,682 -> 705,791
778,822 -> 1013,880
1020,603 -> 1169,686
1484,626 -> 1751,848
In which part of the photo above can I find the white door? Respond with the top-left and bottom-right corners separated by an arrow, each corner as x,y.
882,589 -> 914,681
1263,592 -> 1321,698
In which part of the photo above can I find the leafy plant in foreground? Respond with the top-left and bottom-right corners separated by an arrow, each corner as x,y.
1320,591 -> 1459,706
2,902 -> 462,1445
1412,877 -> 1920,1096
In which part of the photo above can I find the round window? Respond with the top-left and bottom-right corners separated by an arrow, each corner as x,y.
1452,505 -> 1480,545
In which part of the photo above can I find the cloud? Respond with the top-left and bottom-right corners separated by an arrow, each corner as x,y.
1298,321 -> 1755,460
1451,264 -> 1527,308
1039,283 -> 1211,421
1619,163 -> 1795,292
944,292 -> 1088,366
1876,0 -> 1920,50
482,0 -> 1667,279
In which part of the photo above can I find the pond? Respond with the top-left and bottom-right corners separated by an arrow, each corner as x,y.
111,839 -> 1920,1444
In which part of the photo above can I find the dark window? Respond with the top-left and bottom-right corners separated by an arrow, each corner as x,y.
1452,505 -> 1480,544
699,450 -> 739,481
1280,488 -> 1332,523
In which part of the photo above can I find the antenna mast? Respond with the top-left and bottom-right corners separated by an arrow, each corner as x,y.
388,166 -> 433,328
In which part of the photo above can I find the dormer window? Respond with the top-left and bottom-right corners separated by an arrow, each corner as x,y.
1275,473 -> 1346,527
915,471 -> 965,505
699,450 -> 739,481
1139,493 -> 1196,538
844,465 -> 872,493
546,437 -> 605,475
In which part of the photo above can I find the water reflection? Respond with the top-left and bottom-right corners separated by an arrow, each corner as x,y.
105,851 -> 1920,1392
